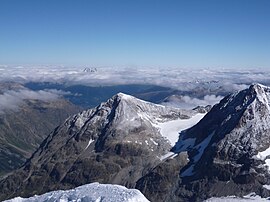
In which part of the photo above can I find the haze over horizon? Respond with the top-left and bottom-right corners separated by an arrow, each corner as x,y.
0,0 -> 269,69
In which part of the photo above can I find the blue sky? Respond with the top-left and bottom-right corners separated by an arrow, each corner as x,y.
0,0 -> 269,68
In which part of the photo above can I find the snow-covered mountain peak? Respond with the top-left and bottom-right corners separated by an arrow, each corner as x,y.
171,83 -> 270,185
116,92 -> 134,99
217,83 -> 270,111
246,82 -> 269,97
113,92 -> 165,109
247,83 -> 270,107
249,83 -> 269,92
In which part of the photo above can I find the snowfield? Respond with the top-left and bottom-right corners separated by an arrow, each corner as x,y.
4,182 -> 150,202
158,113 -> 205,161
158,113 -> 205,146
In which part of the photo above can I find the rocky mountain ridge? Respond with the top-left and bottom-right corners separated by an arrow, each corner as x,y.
0,92 -> 200,200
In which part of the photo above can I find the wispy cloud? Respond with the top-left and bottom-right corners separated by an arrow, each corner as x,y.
162,94 -> 223,109
0,89 -> 67,113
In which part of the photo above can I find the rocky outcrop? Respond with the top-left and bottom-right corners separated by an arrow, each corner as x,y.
136,152 -> 189,202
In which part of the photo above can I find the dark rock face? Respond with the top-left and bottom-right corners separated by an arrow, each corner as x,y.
0,93 -> 192,201
136,152 -> 189,202
0,99 -> 80,177
136,84 -> 270,201
192,105 -> 212,113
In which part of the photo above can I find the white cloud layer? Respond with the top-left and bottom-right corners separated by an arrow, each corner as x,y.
0,65 -> 270,109
1,66 -> 270,90
1,66 -> 269,90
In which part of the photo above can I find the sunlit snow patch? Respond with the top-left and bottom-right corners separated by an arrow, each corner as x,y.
263,184 -> 270,190
160,152 -> 178,161
84,139 -> 94,150
254,146 -> 270,171
256,147 -> 270,160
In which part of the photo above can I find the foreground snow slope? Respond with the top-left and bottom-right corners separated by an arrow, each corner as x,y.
4,182 -> 149,202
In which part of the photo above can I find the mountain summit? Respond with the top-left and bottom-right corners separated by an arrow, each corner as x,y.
137,83 -> 270,201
